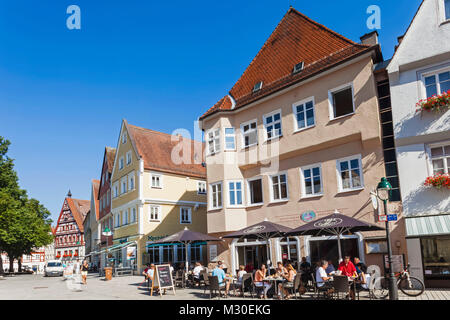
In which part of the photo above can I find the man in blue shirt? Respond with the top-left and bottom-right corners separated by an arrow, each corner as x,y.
212,263 -> 231,296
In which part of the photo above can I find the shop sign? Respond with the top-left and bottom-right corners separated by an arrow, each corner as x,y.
148,235 -> 168,241
387,214 -> 398,222
126,247 -> 136,261
378,215 -> 388,222
301,211 -> 316,222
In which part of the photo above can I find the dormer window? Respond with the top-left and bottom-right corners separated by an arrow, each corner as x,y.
293,61 -> 304,74
253,81 -> 263,93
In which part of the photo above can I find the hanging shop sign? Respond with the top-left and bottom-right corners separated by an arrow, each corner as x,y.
301,211 -> 316,222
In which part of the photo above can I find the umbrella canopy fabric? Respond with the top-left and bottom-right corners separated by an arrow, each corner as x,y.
150,228 -> 221,244
221,219 -> 292,240
286,213 -> 384,237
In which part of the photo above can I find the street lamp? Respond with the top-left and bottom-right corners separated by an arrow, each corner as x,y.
377,177 -> 399,300
102,227 -> 113,268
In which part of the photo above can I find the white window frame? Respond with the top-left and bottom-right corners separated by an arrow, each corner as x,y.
115,213 -> 120,228
227,180 -> 244,207
119,156 -> 124,170
128,172 -> 135,191
180,207 -> 192,224
113,182 -> 119,198
426,141 -> 450,175
130,207 -> 137,223
336,154 -> 364,193
122,133 -> 127,144
206,128 -> 221,155
150,172 -> 163,189
328,82 -> 355,120
246,176 -> 264,206
120,177 -> 127,195
438,0 -> 450,23
240,119 -> 258,149
300,163 -> 323,198
197,181 -> 207,195
224,127 -> 236,151
263,109 -> 282,141
149,205 -> 161,222
269,172 -> 289,203
421,66 -> 450,99
126,151 -> 132,165
122,209 -> 129,226
210,182 -> 223,210
293,97 -> 316,132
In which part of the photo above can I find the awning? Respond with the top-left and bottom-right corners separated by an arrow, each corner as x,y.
146,241 -> 206,248
405,214 -> 450,237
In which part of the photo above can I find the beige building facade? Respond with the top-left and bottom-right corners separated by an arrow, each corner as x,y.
199,8 -> 407,274
110,120 -> 207,272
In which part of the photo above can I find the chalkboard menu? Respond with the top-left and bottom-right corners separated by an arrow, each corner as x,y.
156,264 -> 173,289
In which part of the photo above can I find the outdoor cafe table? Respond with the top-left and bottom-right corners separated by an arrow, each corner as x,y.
328,276 -> 360,300
262,277 -> 285,299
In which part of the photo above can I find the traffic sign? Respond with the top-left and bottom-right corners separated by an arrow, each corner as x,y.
378,215 -> 387,222
387,214 -> 398,221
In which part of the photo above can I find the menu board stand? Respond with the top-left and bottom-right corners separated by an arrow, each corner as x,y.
150,264 -> 175,297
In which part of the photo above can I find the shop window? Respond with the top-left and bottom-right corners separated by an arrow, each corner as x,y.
421,237 -> 450,278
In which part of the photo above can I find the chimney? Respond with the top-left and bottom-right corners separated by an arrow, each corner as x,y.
360,31 -> 379,46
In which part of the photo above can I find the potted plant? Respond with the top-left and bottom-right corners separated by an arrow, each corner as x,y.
416,90 -> 450,113
424,174 -> 450,189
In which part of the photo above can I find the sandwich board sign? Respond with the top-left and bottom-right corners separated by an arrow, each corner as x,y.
150,264 -> 175,297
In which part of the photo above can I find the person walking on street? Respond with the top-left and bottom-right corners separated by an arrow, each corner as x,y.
81,260 -> 89,285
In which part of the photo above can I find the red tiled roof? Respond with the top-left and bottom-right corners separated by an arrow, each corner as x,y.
66,198 -> 90,233
92,179 -> 100,220
200,7 -> 376,120
105,147 -> 116,174
126,122 -> 206,179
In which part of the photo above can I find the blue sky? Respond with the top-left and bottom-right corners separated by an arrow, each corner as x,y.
0,0 -> 422,223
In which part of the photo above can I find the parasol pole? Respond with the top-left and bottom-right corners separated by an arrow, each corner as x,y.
185,241 -> 189,274
337,232 -> 343,262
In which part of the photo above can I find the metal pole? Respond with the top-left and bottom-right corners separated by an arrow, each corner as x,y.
337,233 -> 343,262
185,242 -> 189,274
384,199 -> 399,300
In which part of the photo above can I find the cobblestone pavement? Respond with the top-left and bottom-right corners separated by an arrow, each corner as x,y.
0,274 -> 449,300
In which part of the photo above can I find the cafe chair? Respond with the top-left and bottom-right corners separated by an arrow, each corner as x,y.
311,274 -> 330,299
282,273 -> 302,299
208,275 -> 224,300
332,275 -> 351,300
237,273 -> 255,298
202,272 -> 210,295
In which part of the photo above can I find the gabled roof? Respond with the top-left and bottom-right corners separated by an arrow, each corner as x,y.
105,147 -> 116,174
200,7 -> 379,120
65,198 -> 90,232
91,179 -> 100,220
125,121 -> 206,179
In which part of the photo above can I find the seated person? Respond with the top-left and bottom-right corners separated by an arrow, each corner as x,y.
316,260 -> 333,290
299,257 -> 312,285
236,265 -> 247,285
254,264 -> 272,299
244,262 -> 254,273
353,257 -> 367,284
275,261 -> 287,276
338,256 -> 358,278
278,264 -> 297,299
212,263 -> 231,296
192,262 -> 204,286
325,260 -> 336,274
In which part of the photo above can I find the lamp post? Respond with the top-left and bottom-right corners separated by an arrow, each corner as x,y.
102,227 -> 113,269
377,177 -> 399,300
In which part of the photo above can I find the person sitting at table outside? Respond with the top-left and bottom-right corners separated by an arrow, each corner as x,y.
338,256 -> 358,278
244,262 -> 254,273
192,262 -> 204,286
326,260 -> 336,274
254,264 -> 272,299
277,264 -> 297,300
212,263 -> 231,297
353,257 -> 367,284
316,260 -> 333,294
275,261 -> 287,276
233,265 -> 248,295
300,257 -> 312,285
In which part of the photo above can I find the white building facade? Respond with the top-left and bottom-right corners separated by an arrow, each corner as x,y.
387,0 -> 450,287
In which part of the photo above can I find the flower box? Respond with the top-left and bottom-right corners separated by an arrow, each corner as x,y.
424,174 -> 450,189
416,90 -> 450,113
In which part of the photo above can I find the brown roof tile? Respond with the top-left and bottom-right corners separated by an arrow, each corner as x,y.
126,123 -> 206,179
200,7 -> 376,120
66,198 -> 90,233
105,147 -> 116,174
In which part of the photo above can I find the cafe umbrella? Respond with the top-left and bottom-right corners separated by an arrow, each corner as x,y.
286,209 -> 384,262
148,227 -> 222,273
221,218 -> 292,268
